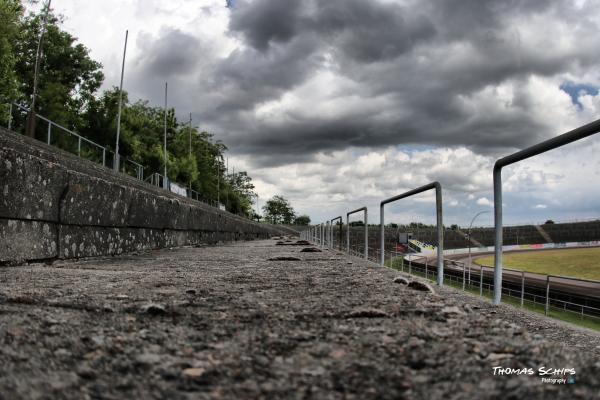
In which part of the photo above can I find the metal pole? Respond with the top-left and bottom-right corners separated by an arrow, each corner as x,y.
462,262 -> 466,290
114,30 -> 128,172
47,121 -> 51,144
521,270 -> 525,308
480,265 -> 483,296
102,148 -> 106,167
379,203 -> 385,266
163,82 -> 168,189
468,210 -> 489,285
425,258 -> 428,279
493,167 -> 503,304
27,0 -> 52,138
364,211 -> 368,260
545,276 -> 550,316
189,113 -> 192,156
78,137 -> 81,157
8,103 -> 12,130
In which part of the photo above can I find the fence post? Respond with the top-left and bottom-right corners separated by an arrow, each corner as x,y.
7,103 -> 12,130
521,271 -> 525,308
102,148 -> 106,167
425,258 -> 428,279
78,136 -> 81,157
462,262 -> 466,290
545,276 -> 550,316
408,255 -> 412,275
47,121 -> 51,145
479,265 -> 483,296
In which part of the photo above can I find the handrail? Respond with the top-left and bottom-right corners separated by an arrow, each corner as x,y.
346,207 -> 368,260
493,117 -> 600,304
380,182 -> 444,285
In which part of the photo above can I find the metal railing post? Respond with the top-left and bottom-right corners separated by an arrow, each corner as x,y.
462,262 -> 466,290
47,121 -> 51,145
480,265 -> 483,296
425,258 -> 428,279
7,103 -> 12,130
78,136 -> 81,157
545,276 -> 550,316
521,271 -> 525,308
346,207 -> 368,260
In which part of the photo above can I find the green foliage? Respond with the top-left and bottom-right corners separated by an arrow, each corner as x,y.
294,215 -> 311,225
0,0 -> 23,119
13,7 -> 103,135
2,1 -> 258,217
262,195 -> 296,224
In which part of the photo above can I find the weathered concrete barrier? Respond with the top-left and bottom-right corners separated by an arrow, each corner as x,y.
0,127 -> 291,263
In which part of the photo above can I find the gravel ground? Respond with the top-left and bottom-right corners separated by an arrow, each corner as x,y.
0,238 -> 599,399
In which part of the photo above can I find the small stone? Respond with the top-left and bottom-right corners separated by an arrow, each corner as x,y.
393,276 -> 410,285
182,367 -> 206,379
141,303 -> 168,315
300,247 -> 322,253
77,364 -> 96,380
346,308 -> 389,318
136,353 -> 162,365
441,306 -> 466,316
485,353 -> 514,362
407,281 -> 435,294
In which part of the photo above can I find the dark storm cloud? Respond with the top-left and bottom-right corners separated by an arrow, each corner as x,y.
229,0 -> 304,50
136,28 -> 203,78
132,0 -> 600,169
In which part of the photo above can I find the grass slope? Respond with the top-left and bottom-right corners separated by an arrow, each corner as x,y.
475,247 -> 600,280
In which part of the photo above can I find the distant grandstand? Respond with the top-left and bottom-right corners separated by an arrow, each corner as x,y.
342,219 -> 600,256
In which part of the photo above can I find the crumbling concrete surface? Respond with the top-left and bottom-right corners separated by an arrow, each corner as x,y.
0,239 -> 599,399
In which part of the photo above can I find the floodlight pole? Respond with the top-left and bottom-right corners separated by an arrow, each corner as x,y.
114,29 -> 128,172
163,82 -> 168,189
467,210 -> 490,287
26,0 -> 52,138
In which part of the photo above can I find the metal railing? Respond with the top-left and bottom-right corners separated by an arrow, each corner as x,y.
4,102 -> 233,215
7,102 -> 144,179
382,249 -> 600,323
379,182 -> 444,285
492,117 -> 600,304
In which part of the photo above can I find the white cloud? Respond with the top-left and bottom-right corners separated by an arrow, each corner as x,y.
476,197 -> 492,207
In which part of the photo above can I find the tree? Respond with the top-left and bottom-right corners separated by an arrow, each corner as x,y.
0,0 -> 23,120
262,195 -> 295,224
544,220 -> 555,225
14,8 -> 104,138
294,215 -> 311,225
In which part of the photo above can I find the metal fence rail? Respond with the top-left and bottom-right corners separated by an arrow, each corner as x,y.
4,102 -> 232,215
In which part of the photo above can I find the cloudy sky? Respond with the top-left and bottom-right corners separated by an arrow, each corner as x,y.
38,0 -> 600,226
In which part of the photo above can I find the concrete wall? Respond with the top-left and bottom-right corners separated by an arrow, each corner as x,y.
0,127 -> 290,264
